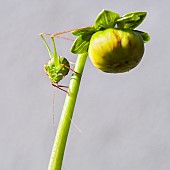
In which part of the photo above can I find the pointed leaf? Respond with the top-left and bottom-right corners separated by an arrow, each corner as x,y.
94,10 -> 120,30
72,27 -> 96,36
70,33 -> 92,54
117,12 -> 147,30
134,30 -> 150,43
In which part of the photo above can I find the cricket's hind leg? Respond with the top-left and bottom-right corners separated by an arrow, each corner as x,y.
52,82 -> 69,95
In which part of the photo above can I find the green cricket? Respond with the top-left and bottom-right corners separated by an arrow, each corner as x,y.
40,34 -> 77,95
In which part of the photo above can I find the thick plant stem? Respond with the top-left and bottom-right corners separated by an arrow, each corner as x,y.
48,53 -> 88,170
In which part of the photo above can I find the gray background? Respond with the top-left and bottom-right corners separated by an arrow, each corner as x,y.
1,0 -> 170,170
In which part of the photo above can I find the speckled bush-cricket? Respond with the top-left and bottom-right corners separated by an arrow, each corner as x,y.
40,34 -> 77,95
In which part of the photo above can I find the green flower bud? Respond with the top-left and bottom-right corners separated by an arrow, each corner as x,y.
88,28 -> 144,73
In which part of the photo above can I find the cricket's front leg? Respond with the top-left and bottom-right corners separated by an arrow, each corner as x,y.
61,64 -> 80,75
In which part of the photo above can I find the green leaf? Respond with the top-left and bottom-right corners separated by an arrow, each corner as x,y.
94,10 -> 120,30
70,33 -> 92,54
134,30 -> 150,43
72,27 -> 96,36
116,12 -> 147,30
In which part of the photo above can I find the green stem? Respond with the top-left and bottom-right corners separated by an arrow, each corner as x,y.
48,53 -> 88,170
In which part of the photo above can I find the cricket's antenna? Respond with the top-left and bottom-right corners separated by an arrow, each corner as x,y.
42,25 -> 92,37
40,33 -> 74,41
52,25 -> 92,37
52,91 -> 57,132
55,35 -> 74,41
70,117 -> 82,134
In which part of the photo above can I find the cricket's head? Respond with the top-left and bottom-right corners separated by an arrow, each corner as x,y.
44,56 -> 70,83
40,34 -> 70,83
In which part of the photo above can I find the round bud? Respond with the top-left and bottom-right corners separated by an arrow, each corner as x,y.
88,28 -> 144,73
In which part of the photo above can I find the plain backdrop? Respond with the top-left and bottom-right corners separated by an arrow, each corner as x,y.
1,0 -> 170,170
